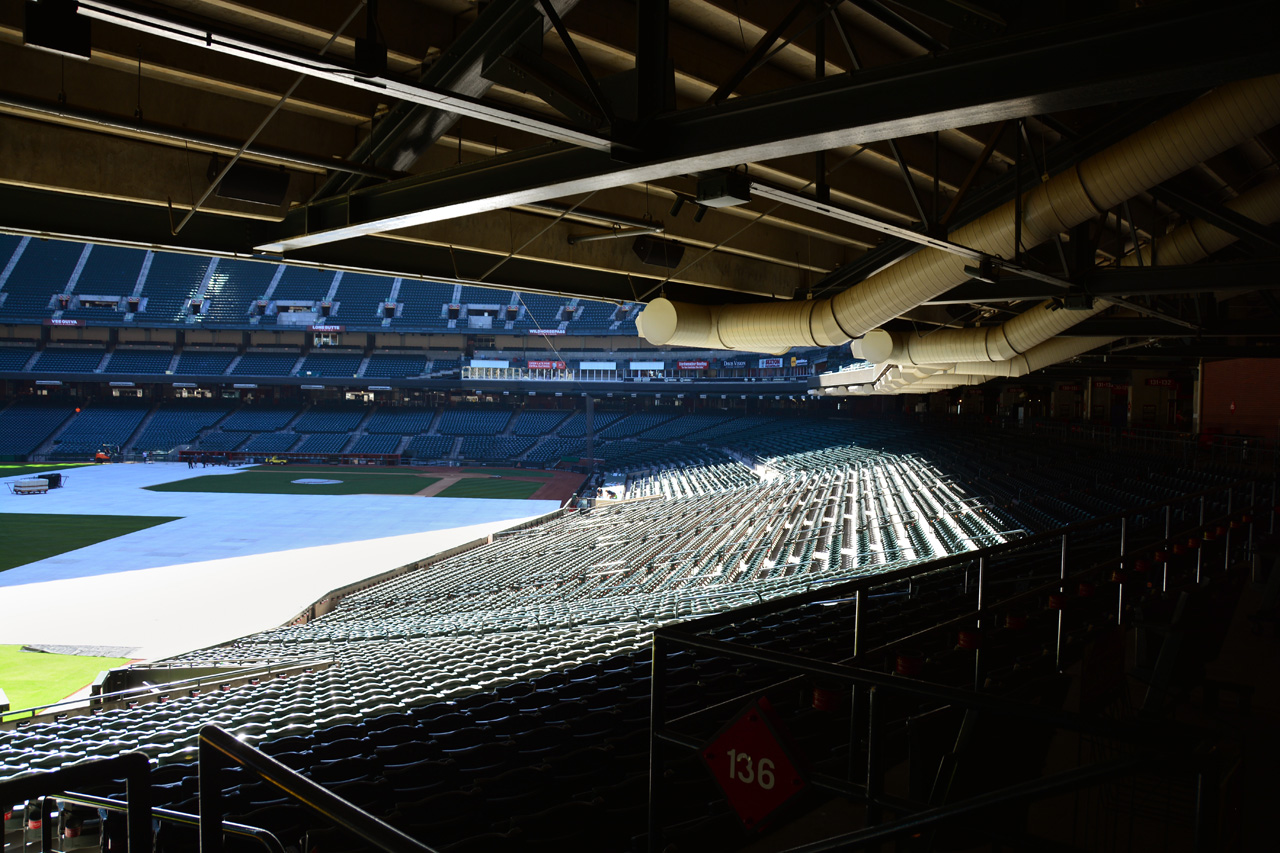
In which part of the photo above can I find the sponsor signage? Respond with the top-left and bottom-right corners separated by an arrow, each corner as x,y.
722,360 -> 747,368
470,359 -> 510,368
678,360 -> 709,369
791,357 -> 808,366
44,318 -> 85,326
630,361 -> 664,370
758,357 -> 783,368
580,361 -> 616,370
232,383 -> 258,389
531,329 -> 564,335
367,385 -> 392,391
1146,377 -> 1178,387
172,382 -> 197,388
528,360 -> 567,370
309,324 -> 345,332
300,385 -> 325,390
108,381 -> 135,387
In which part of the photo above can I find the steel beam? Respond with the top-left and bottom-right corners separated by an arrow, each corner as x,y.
319,0 -> 583,198
1148,184 -> 1280,253
255,0 -> 1280,253
922,259 -> 1280,304
76,0 -> 608,151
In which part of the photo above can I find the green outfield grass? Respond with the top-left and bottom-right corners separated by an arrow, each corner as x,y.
0,513 -> 180,573
0,645 -> 133,720
0,463 -> 93,477
146,469 -> 439,496
435,478 -> 546,500
460,468 -> 554,478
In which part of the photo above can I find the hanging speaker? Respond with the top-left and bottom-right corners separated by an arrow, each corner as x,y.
209,158 -> 290,206
632,235 -> 684,268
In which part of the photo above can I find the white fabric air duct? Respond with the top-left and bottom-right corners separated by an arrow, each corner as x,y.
640,74 -> 1280,353
873,173 -> 1280,367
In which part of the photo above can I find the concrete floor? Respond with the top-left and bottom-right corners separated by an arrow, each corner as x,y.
0,462 -> 558,660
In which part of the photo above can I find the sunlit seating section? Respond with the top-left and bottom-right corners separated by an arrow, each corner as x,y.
138,252 -> 212,323
202,259 -> 275,323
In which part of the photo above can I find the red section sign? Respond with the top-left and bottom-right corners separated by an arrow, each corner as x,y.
528,360 -> 566,369
1093,380 -> 1112,389
701,698 -> 807,829
1057,383 -> 1081,391
1146,377 -> 1178,387
678,360 -> 709,369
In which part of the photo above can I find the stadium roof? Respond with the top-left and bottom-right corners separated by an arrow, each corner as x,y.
3,0 -> 1280,383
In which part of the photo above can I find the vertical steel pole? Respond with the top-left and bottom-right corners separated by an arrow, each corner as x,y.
1249,481 -> 1257,581
865,686 -> 882,826
199,736 -> 223,853
1057,534 -> 1067,672
1225,487 -> 1233,573
1163,505 -> 1172,592
647,634 -> 668,853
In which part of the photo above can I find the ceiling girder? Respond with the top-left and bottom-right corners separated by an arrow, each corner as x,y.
76,0 -> 609,151
255,0 -> 1280,255
318,0 -> 584,199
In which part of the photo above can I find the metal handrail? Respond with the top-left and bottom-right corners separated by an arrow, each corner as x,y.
1,658 -> 333,725
0,753 -> 151,852
49,791 -> 287,853
198,724 -> 435,853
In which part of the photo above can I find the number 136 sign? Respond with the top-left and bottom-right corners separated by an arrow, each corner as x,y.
701,697 -> 808,829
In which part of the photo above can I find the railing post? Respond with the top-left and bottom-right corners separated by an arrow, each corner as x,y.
1163,504 -> 1172,593
200,733 -> 226,852
1224,487 -> 1233,573
647,633 -> 669,853
853,589 -> 862,658
1057,534 -> 1067,672
125,754 -> 153,853
865,686 -> 882,826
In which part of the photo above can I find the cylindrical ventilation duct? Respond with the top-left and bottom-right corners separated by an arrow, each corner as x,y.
876,173 -> 1280,367
640,74 -> 1280,352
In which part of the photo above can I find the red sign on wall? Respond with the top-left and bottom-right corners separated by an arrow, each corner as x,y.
701,698 -> 807,829
1057,383 -> 1081,392
528,360 -> 566,369
1146,377 -> 1178,387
